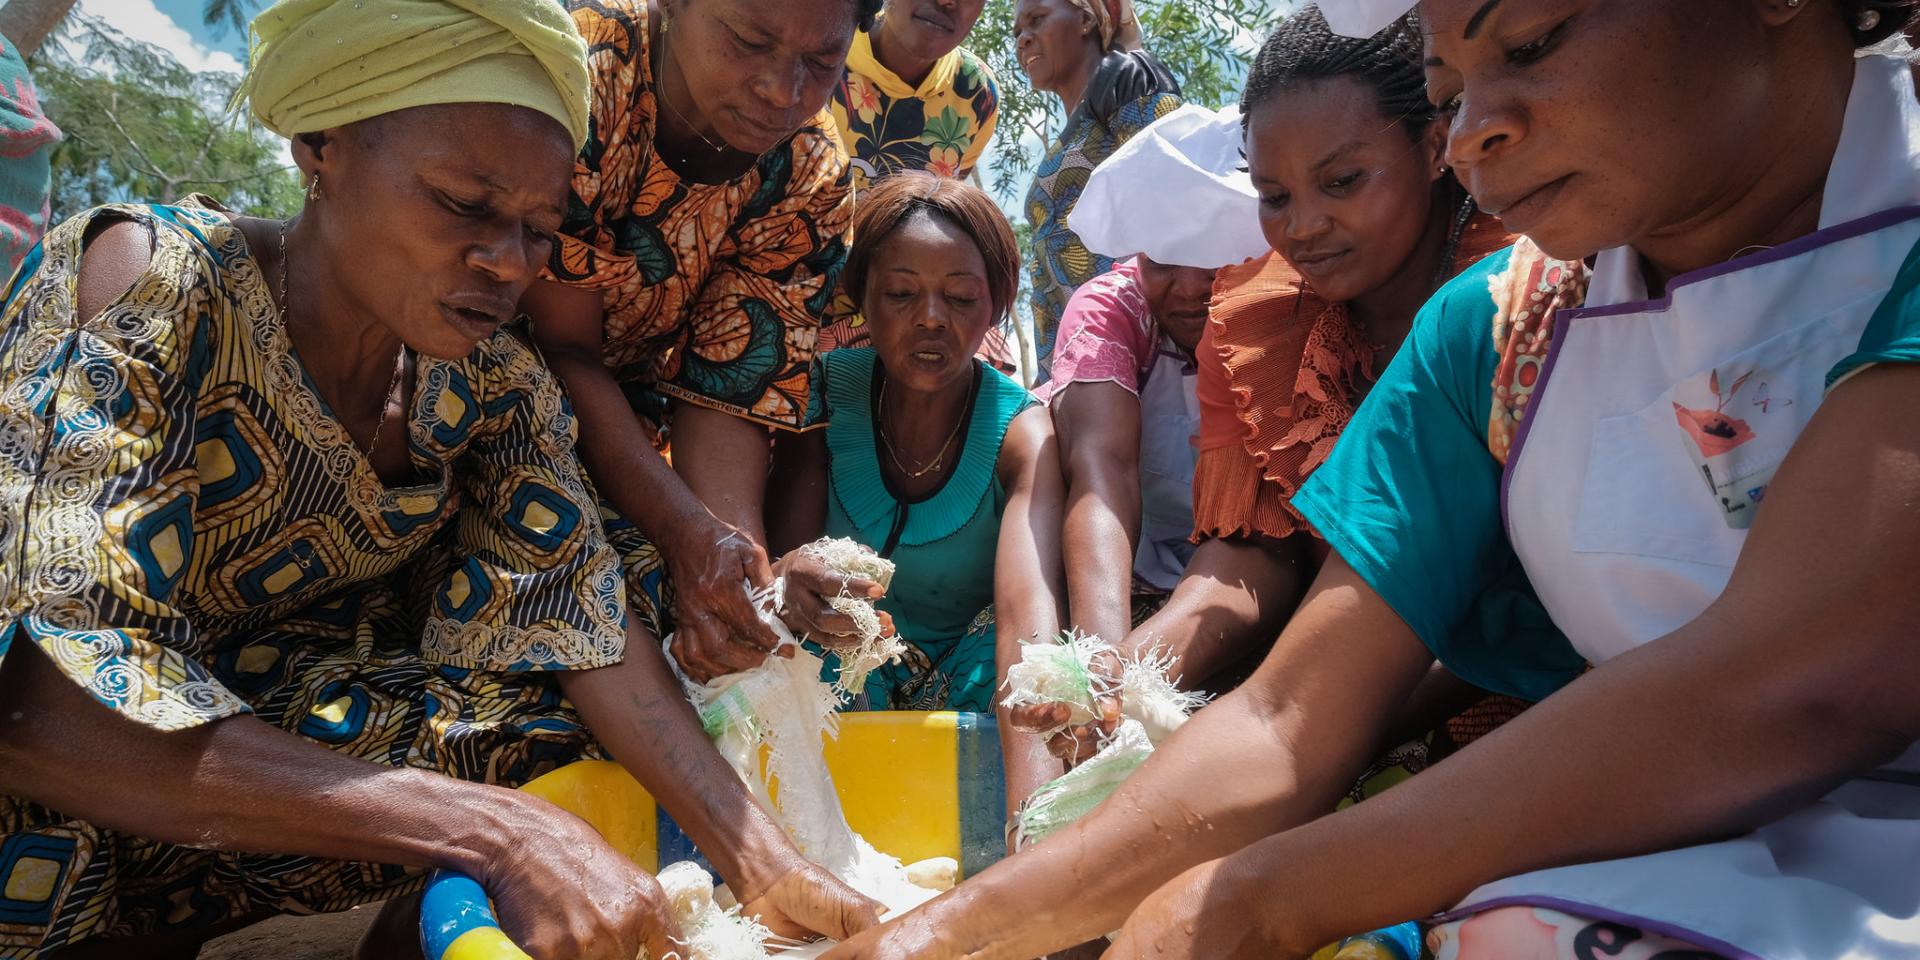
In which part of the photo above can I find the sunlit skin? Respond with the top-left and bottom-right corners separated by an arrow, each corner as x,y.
866,213 -> 999,404
1135,256 -> 1216,354
2,103 -> 704,960
1015,79 -> 1458,760
1011,253 -> 1216,708
655,0 -> 858,160
863,209 -> 1069,829
259,102 -> 573,482
1422,0 -> 1853,286
870,0 -> 989,87
522,0 -> 877,693
1247,75 -> 1452,337
1013,0 -> 1103,105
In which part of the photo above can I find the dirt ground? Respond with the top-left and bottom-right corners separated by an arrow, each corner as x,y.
198,907 -> 376,960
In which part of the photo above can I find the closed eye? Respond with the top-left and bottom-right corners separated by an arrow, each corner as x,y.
728,26 -> 773,53
440,192 -> 488,217
1508,17 -> 1571,66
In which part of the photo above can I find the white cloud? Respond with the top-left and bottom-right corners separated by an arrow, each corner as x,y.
75,0 -> 244,74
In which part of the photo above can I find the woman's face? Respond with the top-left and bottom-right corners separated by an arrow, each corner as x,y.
878,0 -> 989,65
1421,0 -> 1779,260
1136,256 -> 1216,354
662,0 -> 858,156
863,210 -> 996,394
299,103 -> 574,360
1245,76 -> 1445,305
1014,0 -> 1099,96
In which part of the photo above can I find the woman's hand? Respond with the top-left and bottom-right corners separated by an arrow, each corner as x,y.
1009,644 -> 1124,766
481,793 -> 685,960
736,854 -> 885,943
772,547 -> 888,649
818,907 -> 961,959
664,511 -> 784,683
1104,859 -> 1295,960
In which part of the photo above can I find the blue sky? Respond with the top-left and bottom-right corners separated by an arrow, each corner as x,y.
154,0 -> 248,59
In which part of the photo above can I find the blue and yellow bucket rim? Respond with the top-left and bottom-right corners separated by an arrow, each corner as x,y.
420,710 -> 1006,960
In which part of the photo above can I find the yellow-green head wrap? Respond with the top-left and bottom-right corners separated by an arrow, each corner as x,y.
239,0 -> 591,151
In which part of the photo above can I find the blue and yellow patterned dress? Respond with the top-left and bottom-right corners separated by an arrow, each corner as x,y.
0,199 -> 627,952
1026,49 -> 1182,375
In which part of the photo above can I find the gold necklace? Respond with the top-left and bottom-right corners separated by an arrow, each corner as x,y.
277,220 -> 407,458
657,33 -> 727,156
878,377 -> 969,479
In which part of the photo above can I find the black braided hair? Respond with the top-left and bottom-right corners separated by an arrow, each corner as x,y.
1239,4 -> 1430,139
855,0 -> 883,33
1838,0 -> 1917,45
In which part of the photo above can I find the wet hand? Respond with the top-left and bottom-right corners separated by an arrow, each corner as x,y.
665,513 -> 782,683
482,795 -> 684,960
773,549 -> 887,650
1103,860 -> 1284,960
738,856 -> 884,943
1009,647 -> 1124,766
818,909 -> 958,960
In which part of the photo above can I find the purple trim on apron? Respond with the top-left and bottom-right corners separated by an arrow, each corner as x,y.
1498,305 -> 1574,542
1498,205 -> 1920,535
1434,895 -> 1763,960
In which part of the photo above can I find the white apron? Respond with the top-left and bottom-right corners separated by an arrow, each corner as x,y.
1132,339 -> 1200,593
1472,55 -> 1920,958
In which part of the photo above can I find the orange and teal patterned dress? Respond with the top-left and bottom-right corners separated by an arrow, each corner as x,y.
830,30 -> 999,192
553,0 -> 853,434
1027,49 -> 1181,375
0,200 -> 626,953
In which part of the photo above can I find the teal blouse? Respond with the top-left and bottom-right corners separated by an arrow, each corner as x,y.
809,348 -> 1035,709
1291,237 -> 1920,702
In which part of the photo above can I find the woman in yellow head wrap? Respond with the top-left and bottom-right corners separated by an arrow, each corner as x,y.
0,1 -> 871,957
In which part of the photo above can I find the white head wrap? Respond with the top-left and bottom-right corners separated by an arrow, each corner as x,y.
1314,0 -> 1419,38
1066,103 -> 1269,269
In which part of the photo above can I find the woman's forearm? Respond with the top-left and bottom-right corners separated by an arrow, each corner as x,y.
0,640 -> 520,880
1054,388 -> 1143,644
1059,454 -> 1140,645
671,402 -> 774,544
557,627 -> 799,892
547,348 -> 710,546
1125,536 -> 1310,685
916,560 -> 1432,958
1217,623 -> 1913,954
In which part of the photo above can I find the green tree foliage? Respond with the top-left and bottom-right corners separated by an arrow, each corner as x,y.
35,13 -> 300,221
967,0 -> 1277,200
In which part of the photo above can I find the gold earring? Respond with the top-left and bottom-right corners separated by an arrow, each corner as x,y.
307,173 -> 322,202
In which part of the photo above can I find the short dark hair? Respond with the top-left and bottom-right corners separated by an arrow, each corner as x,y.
855,0 -> 883,32
846,171 -> 1021,325
1239,4 -> 1429,138
1840,0 -> 1918,45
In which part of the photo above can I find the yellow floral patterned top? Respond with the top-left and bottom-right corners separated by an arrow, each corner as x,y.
830,31 -> 1000,192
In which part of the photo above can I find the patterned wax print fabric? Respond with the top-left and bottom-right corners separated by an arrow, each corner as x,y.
0,31 -> 55,274
1032,259 -> 1155,402
807,348 -> 1035,711
551,0 -> 853,431
831,30 -> 999,191
817,31 -> 1001,362
0,200 -> 625,953
1289,240 -> 1596,703
1026,49 -> 1181,374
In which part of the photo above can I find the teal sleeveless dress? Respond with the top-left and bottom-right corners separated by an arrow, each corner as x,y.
810,348 -> 1036,710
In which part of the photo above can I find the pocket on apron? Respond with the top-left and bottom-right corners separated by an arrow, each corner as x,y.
1571,308 -> 1856,566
